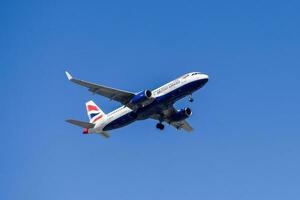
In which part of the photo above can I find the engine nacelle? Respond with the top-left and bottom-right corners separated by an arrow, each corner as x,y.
130,90 -> 152,104
170,107 -> 192,122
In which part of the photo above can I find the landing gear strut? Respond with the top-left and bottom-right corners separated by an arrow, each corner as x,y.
189,95 -> 194,102
156,123 -> 165,130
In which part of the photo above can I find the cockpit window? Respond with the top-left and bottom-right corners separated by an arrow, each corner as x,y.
191,72 -> 201,76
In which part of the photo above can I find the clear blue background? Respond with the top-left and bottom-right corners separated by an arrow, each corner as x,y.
1,0 -> 300,199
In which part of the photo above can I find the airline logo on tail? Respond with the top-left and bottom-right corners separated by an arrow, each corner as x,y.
86,100 -> 106,124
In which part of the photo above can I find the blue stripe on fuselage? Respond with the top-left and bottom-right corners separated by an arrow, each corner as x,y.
103,79 -> 208,131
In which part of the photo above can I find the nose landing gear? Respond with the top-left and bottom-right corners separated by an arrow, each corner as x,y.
156,123 -> 165,130
189,95 -> 194,102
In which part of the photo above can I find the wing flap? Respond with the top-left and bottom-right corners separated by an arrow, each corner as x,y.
171,120 -> 193,132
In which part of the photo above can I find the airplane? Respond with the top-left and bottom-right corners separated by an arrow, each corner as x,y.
65,71 -> 209,138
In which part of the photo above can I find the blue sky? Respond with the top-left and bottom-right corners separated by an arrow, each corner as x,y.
1,0 -> 300,199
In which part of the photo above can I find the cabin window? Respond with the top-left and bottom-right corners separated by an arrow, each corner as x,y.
182,74 -> 189,79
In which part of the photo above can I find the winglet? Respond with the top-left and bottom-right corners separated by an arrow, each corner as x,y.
65,71 -> 73,80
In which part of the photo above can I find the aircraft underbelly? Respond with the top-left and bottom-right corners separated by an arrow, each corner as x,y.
103,112 -> 137,131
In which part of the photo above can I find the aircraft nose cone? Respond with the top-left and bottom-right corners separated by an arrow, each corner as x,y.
201,73 -> 209,81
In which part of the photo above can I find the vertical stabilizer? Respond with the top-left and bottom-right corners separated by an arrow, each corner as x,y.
85,100 -> 106,124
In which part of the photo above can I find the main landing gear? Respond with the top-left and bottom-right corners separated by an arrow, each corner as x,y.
189,94 -> 194,102
156,122 -> 165,130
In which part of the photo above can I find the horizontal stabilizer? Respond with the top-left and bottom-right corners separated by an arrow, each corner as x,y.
66,119 -> 95,128
98,132 -> 110,138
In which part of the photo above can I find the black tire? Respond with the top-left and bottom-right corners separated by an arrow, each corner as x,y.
156,123 -> 165,130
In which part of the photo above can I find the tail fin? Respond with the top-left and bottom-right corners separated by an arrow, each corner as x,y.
86,100 -> 106,124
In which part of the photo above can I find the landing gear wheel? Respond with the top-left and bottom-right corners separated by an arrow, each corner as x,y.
189,95 -> 194,102
156,123 -> 165,130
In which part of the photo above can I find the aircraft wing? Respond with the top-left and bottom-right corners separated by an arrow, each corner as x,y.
65,71 -> 135,105
151,105 -> 194,132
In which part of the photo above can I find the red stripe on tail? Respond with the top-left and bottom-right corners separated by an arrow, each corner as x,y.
88,105 -> 99,111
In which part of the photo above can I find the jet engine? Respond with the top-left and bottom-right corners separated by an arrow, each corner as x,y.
170,107 -> 192,122
130,90 -> 153,105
